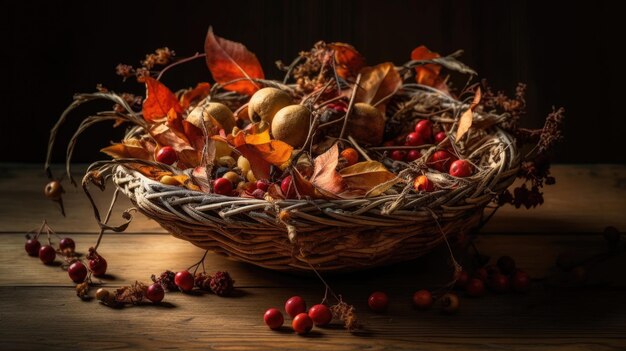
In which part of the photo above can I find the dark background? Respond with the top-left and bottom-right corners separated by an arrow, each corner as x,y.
0,0 -> 622,163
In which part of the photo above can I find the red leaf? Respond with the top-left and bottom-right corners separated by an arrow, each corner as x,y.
142,77 -> 183,122
410,46 -> 443,87
328,42 -> 366,80
355,62 -> 402,109
204,27 -> 264,96
180,82 -> 211,110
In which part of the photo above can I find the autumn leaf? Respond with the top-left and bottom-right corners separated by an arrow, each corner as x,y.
100,139 -> 154,160
149,123 -> 199,168
355,62 -> 402,109
180,82 -> 211,110
142,77 -> 183,122
204,26 -> 264,96
191,166 -> 211,193
411,46 -> 442,87
455,87 -> 482,141
328,42 -> 366,80
230,129 -> 293,180
291,168 -> 318,198
310,143 -> 345,197
339,161 -> 398,197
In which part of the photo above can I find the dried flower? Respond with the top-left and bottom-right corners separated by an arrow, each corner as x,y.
114,281 -> 147,305
115,64 -> 134,80
330,299 -> 360,331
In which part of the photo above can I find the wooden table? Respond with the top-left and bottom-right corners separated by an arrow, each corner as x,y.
1,164 -> 625,350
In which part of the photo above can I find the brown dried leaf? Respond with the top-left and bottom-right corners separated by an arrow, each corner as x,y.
204,27 -> 264,96
328,42 -> 366,80
455,87 -> 482,141
355,62 -> 402,111
339,161 -> 397,197
310,143 -> 345,195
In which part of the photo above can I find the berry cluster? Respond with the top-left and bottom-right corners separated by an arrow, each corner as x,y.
384,119 -> 474,193
263,295 -> 336,335
457,255 -> 531,297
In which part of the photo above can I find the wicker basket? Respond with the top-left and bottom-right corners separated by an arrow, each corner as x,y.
110,123 -> 519,272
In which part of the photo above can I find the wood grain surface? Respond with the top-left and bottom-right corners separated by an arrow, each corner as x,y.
0,164 -> 625,350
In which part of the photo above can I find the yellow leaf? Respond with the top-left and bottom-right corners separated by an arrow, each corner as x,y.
100,139 -> 153,160
339,161 -> 398,197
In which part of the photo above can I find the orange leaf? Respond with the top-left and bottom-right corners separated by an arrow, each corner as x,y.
180,82 -> 211,110
204,26 -> 264,96
411,46 -> 442,87
355,62 -> 402,109
310,143 -> 345,196
328,42 -> 366,80
142,77 -> 183,122
100,139 -> 154,160
339,161 -> 397,197
231,130 -> 293,180
455,87 -> 482,141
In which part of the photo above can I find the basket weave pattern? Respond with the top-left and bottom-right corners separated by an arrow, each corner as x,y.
113,126 -> 518,272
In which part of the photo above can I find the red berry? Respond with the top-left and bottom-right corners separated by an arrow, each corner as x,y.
413,175 -> 434,192
449,159 -> 473,177
474,267 -> 488,282
406,149 -> 422,162
281,176 -> 296,198
465,278 -> 486,297
285,296 -> 306,318
264,308 -> 284,329
455,270 -> 469,288
414,120 -> 433,142
255,179 -> 270,192
59,237 -> 75,252
512,270 -> 531,293
88,255 -> 108,276
497,255 -> 517,275
156,146 -> 177,165
440,293 -> 460,314
434,131 -> 446,144
38,245 -> 56,264
405,132 -> 424,146
488,273 -> 511,293
146,283 -> 165,303
308,304 -> 332,326
429,150 -> 457,172
25,238 -> 41,256
292,313 -> 313,334
413,290 -> 433,310
368,291 -> 389,312
213,177 -> 233,196
68,261 -> 87,283
174,270 -> 194,292
390,150 -> 407,161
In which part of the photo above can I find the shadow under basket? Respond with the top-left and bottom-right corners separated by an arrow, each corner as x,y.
112,129 -> 518,272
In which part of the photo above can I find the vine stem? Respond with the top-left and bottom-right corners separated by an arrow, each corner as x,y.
188,250 -> 209,275
338,73 -> 362,140
157,53 -> 207,81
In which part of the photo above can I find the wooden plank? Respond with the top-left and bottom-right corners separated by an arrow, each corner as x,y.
0,285 -> 624,350
0,233 -> 619,288
1,164 -> 625,234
